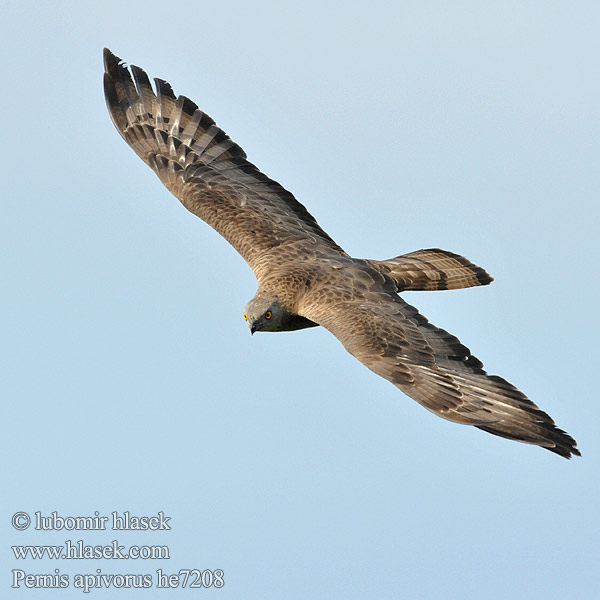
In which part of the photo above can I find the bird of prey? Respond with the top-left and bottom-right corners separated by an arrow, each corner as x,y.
103,48 -> 579,458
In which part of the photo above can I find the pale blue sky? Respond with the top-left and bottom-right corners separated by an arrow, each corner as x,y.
2,1 -> 598,598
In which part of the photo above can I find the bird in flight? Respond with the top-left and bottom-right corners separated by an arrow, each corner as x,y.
103,48 -> 579,458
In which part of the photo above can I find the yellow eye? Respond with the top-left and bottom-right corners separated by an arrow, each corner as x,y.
265,311 -> 272,320
243,313 -> 247,321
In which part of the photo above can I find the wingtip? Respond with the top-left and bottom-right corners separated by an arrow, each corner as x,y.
552,446 -> 580,460
543,422 -> 581,459
554,436 -> 581,460
103,47 -> 120,72
102,48 -> 133,135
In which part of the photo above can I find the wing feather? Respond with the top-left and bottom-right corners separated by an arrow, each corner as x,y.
103,48 -> 345,276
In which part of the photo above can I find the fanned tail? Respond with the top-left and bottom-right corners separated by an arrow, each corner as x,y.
371,248 -> 493,292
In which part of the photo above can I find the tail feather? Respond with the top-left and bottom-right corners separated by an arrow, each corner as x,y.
371,248 -> 493,292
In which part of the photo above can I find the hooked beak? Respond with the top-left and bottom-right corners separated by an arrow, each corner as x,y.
249,320 -> 258,335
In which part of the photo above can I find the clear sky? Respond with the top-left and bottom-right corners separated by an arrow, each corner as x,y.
2,1 -> 598,598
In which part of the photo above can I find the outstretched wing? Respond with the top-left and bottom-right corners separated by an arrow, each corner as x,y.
299,272 -> 580,458
103,49 -> 346,276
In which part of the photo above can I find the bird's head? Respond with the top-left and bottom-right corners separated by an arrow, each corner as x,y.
243,293 -> 287,334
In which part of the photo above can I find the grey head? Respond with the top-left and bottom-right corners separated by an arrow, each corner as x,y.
243,291 -> 318,334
